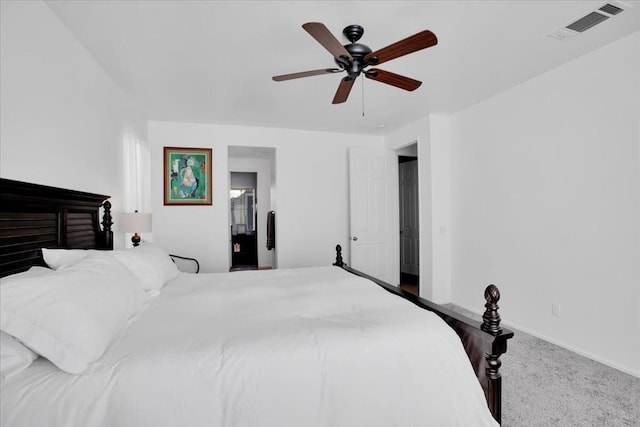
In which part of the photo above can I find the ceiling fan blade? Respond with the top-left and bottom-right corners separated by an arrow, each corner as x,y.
364,30 -> 437,66
303,22 -> 353,60
365,69 -> 422,91
332,77 -> 356,104
272,68 -> 341,82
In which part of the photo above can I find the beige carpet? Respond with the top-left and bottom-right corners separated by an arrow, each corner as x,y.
444,304 -> 640,426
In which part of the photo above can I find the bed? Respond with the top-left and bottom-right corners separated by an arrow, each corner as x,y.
0,178 -> 513,426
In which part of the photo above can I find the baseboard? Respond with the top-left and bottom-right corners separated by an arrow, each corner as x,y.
453,302 -> 640,379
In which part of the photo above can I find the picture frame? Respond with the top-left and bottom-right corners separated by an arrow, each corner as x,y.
163,146 -> 213,205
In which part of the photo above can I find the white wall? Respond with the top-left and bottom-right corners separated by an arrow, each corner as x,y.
148,121 -> 384,273
449,31 -> 640,376
429,115 -> 452,303
0,0 -> 146,242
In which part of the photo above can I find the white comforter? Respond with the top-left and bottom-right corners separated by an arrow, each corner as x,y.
1,266 -> 498,426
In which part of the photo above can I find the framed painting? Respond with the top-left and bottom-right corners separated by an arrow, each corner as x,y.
163,147 -> 213,205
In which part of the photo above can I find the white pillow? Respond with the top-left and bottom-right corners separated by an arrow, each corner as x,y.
134,243 -> 180,284
0,331 -> 38,380
113,244 -> 180,290
42,248 -> 95,270
0,267 -> 51,379
0,253 -> 144,374
41,245 -> 180,290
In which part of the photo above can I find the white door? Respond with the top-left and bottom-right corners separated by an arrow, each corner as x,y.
399,160 -> 419,275
348,148 -> 399,284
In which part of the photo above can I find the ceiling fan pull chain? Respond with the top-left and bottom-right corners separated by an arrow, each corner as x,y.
361,76 -> 365,117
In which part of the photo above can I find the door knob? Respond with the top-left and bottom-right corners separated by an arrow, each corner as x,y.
351,236 -> 358,241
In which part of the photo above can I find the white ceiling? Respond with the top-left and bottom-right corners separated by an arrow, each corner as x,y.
46,1 -> 640,135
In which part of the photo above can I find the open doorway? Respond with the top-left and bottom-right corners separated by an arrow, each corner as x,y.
398,143 -> 419,296
230,172 -> 258,271
228,146 -> 276,271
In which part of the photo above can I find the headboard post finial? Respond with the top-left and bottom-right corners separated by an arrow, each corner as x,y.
102,200 -> 114,250
481,284 -> 502,335
102,201 -> 113,231
333,244 -> 344,267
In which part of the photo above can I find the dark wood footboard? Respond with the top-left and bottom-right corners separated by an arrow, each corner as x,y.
333,245 -> 513,424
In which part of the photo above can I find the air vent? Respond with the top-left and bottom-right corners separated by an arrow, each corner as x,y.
566,11 -> 609,33
599,3 -> 624,15
547,2 -> 626,41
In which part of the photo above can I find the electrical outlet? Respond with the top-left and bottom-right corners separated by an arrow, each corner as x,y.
552,303 -> 561,317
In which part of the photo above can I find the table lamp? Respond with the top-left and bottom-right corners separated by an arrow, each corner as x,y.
119,210 -> 152,247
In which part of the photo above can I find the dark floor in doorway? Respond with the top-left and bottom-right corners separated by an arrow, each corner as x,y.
229,265 -> 258,272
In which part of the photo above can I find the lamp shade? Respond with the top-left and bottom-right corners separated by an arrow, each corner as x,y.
118,212 -> 152,233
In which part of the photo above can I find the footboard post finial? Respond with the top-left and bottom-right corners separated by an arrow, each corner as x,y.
333,244 -> 344,267
482,284 -> 505,424
481,284 -> 502,335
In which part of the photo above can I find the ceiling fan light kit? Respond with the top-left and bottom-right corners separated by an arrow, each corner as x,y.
272,22 -> 438,105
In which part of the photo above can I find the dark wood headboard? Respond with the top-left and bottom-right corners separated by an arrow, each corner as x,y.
0,178 -> 113,277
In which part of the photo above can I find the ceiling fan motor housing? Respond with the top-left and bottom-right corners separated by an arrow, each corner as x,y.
345,42 -> 372,58
335,25 -> 374,78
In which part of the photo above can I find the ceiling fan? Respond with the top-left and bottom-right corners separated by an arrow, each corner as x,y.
272,23 -> 438,104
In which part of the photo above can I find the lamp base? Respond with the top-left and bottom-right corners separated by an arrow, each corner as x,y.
131,233 -> 141,247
